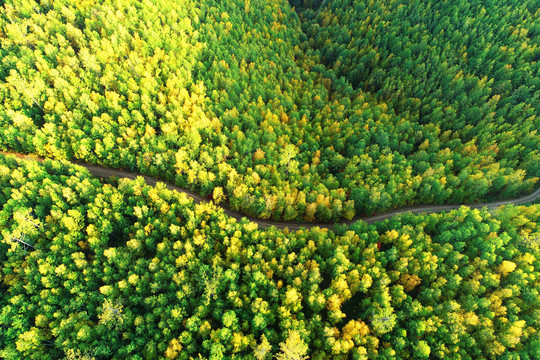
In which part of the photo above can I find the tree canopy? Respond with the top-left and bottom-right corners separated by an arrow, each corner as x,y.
0,0 -> 537,222
1,154 -> 539,359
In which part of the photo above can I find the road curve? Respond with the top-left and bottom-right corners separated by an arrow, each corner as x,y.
6,152 -> 540,231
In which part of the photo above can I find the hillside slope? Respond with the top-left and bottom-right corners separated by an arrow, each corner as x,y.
0,0 -> 538,223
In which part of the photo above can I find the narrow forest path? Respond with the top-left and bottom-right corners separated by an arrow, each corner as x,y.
6,152 -> 540,231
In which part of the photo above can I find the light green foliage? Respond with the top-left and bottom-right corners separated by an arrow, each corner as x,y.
0,0 -> 538,356
370,308 -> 396,335
414,341 -> 431,358
15,328 -> 41,353
98,299 -> 124,329
0,154 -> 538,359
1,0 -> 537,224
64,349 -> 96,360
254,335 -> 272,360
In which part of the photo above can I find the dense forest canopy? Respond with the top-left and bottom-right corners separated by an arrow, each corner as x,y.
297,0 -> 539,169
1,154 -> 539,359
1,0 -> 539,358
1,0 -> 538,222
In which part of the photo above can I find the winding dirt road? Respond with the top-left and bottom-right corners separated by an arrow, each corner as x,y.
7,152 -> 540,231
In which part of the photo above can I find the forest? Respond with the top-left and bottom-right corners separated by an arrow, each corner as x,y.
0,0 -> 539,359
1,153 -> 539,359
0,0 -> 538,222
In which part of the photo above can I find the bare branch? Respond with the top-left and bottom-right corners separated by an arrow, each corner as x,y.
24,216 -> 40,228
9,79 -> 43,111
126,57 -> 140,79
10,234 -> 34,249
7,16 -> 35,50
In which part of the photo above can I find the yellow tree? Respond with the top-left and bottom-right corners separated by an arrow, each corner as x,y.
274,330 -> 309,360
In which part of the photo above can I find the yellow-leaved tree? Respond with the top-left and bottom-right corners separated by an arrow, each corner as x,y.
274,330 -> 309,360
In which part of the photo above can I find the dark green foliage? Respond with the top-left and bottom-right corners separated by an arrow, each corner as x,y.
300,0 -> 540,176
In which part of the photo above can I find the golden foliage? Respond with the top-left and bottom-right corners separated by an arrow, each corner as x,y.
274,330 -> 309,360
